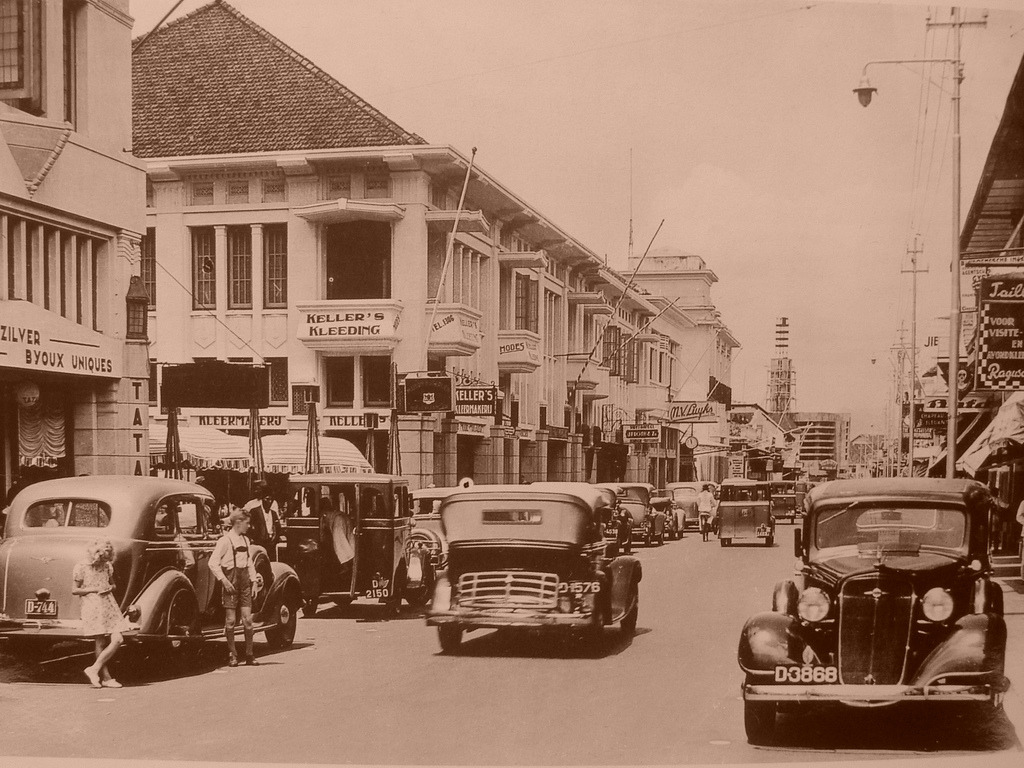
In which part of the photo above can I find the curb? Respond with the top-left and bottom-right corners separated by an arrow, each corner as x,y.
996,577 -> 1024,742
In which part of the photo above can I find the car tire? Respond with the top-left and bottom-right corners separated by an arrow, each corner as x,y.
438,625 -> 463,654
744,700 -> 777,745
766,535 -> 774,547
265,595 -> 299,649
620,583 -> 639,635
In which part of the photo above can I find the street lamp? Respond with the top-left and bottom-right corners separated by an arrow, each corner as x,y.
855,9 -> 985,478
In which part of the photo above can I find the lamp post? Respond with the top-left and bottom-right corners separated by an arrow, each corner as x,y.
854,9 -> 985,479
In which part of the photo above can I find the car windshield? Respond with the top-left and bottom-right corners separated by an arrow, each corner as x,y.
671,488 -> 698,499
619,487 -> 648,504
815,504 -> 967,551
721,485 -> 769,502
24,500 -> 111,529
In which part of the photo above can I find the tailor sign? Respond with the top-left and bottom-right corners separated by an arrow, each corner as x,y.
976,274 -> 1024,391
0,300 -> 121,378
296,303 -> 402,349
453,386 -> 496,417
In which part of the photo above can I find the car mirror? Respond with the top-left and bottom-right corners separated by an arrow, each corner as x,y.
793,528 -> 803,558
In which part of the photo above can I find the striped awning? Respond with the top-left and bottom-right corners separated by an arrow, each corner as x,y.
149,422 -> 253,471
260,432 -> 373,475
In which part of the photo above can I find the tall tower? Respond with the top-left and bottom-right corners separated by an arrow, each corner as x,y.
767,317 -> 795,414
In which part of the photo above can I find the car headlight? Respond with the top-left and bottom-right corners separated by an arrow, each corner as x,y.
921,587 -> 954,622
797,587 -> 830,622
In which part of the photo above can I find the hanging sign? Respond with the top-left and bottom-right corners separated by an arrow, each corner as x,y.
453,386 -> 496,417
976,274 -> 1024,390
624,425 -> 661,443
667,401 -> 717,423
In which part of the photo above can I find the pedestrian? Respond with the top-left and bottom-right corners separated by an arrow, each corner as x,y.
697,484 -> 717,541
243,481 -> 280,549
73,539 -> 129,688
208,508 -> 263,667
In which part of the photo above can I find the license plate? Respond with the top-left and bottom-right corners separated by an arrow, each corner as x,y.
774,665 -> 838,683
25,599 -> 57,618
366,576 -> 390,599
756,524 -> 771,537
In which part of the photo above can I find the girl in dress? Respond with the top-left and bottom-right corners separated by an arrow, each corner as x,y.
72,540 -> 129,688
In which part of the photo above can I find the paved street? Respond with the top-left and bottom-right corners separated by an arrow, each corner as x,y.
0,530 -> 1020,765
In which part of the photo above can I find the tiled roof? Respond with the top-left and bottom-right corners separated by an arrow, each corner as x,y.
132,0 -> 426,158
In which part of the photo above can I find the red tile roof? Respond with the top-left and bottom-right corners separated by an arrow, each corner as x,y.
132,0 -> 426,158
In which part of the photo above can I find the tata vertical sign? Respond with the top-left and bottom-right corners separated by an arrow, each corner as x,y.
976,274 -> 1024,391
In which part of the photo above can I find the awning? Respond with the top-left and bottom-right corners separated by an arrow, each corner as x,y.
956,392 -> 1024,476
149,422 -> 253,471
926,411 -> 992,477
260,432 -> 373,475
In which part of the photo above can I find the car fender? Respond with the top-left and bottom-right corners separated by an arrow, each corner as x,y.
131,569 -> 197,635
912,613 -> 1008,686
255,564 -> 301,620
606,556 -> 641,621
771,580 -> 799,616
737,611 -> 805,672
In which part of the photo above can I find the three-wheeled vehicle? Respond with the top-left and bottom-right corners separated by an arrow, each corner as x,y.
282,474 -> 432,615
0,476 -> 303,658
597,482 -> 665,546
737,478 -> 1008,745
717,478 -> 774,547
770,481 -> 798,524
426,483 -> 642,654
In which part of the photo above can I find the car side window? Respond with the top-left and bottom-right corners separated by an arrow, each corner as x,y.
177,500 -> 201,536
153,502 -> 177,539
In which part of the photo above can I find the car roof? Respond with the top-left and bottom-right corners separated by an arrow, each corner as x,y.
412,486 -> 458,499
10,475 -> 212,509
441,483 -> 611,510
721,478 -> 766,486
290,473 -> 405,485
666,482 -> 703,489
806,477 -> 989,506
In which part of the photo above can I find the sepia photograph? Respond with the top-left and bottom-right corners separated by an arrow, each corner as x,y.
0,0 -> 1023,765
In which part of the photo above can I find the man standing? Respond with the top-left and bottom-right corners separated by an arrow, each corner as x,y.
244,481 -> 281,550
697,484 -> 717,541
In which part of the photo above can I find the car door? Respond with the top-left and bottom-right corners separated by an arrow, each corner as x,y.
175,496 -> 218,616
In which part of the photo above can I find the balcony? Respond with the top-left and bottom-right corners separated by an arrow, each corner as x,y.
426,303 -> 483,356
497,329 -> 541,373
499,250 -> 547,269
293,198 -> 404,224
568,290 -> 605,306
634,383 -> 668,413
425,209 -> 491,235
296,299 -> 403,352
565,352 -> 610,400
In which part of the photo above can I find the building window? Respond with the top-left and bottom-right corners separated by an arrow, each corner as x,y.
227,226 -> 251,309
267,357 -> 288,405
603,325 -> 621,376
430,184 -> 447,209
191,227 -> 215,310
141,228 -> 156,308
263,223 -> 287,307
262,178 -> 285,203
364,172 -> 390,199
226,180 -> 249,204
62,0 -> 75,124
149,361 -> 158,405
362,356 -> 391,407
190,182 -> 214,206
145,179 -> 154,208
325,357 -> 354,407
326,174 -> 350,199
514,273 -> 538,333
0,0 -> 42,114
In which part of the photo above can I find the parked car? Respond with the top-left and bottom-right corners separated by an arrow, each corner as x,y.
426,483 -> 642,653
282,473 -> 431,614
652,492 -> 677,540
0,476 -> 303,658
737,478 -> 1008,745
718,478 -> 774,547
666,482 -> 703,530
406,486 -> 457,604
597,482 -> 665,546
770,481 -> 799,524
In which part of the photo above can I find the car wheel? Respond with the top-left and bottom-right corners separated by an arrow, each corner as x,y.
744,700 -> 777,745
438,625 -> 463,654
383,564 -> 407,617
265,595 -> 299,649
166,589 -> 198,637
620,583 -> 639,636
766,535 -> 774,547
302,596 -> 319,618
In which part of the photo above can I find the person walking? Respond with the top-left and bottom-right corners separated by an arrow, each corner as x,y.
209,508 -> 263,667
73,540 -> 129,688
697,484 -> 717,541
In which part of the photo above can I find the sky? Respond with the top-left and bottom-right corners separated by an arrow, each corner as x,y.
130,0 -> 1024,436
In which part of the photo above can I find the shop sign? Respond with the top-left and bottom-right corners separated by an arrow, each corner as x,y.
195,413 -> 287,429
502,426 -> 518,439
453,386 -> 496,417
0,301 -> 121,379
624,425 -> 661,443
976,274 -> 1024,390
430,312 -> 483,348
497,337 -> 541,371
913,428 -> 933,440
667,401 -> 717,423
401,373 -> 453,413
501,426 -> 534,440
546,426 -> 569,441
324,412 -> 391,429
456,420 -> 486,436
296,304 -> 402,345
728,453 -> 745,477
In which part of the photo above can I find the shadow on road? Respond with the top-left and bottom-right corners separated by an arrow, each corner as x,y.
432,625 -> 651,660
763,702 -> 1017,753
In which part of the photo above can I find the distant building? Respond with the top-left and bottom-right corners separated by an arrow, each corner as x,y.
791,412 -> 851,478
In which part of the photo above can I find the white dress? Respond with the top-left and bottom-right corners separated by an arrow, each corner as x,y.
73,561 -> 130,637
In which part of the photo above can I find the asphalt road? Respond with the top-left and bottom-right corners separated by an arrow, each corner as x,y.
0,527 -> 1018,765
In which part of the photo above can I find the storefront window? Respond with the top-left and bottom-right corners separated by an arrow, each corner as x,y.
362,356 -> 391,407
325,357 -> 354,407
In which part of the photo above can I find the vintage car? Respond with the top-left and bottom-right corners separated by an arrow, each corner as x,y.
770,481 -> 799,524
426,483 -> 642,653
652,492 -> 677,540
0,476 -> 303,657
597,482 -> 665,546
405,486 -> 458,604
666,481 -> 703,530
718,478 -> 774,547
282,473 -> 432,614
737,478 -> 1008,745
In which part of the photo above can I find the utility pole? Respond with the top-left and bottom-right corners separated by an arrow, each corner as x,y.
892,327 -> 907,477
901,236 -> 928,476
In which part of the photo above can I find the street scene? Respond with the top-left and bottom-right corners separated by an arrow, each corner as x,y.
2,0 -> 1024,766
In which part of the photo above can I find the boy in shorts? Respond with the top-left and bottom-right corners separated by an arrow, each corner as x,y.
209,508 -> 263,666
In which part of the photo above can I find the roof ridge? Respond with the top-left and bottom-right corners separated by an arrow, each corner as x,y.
214,0 -> 425,145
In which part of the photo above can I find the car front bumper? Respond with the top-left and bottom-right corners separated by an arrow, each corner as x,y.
427,608 -> 594,630
743,681 -> 1004,703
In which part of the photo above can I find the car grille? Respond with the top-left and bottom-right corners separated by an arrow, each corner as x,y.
456,571 -> 559,609
838,574 -> 914,685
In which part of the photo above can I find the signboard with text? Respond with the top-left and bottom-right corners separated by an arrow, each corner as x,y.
976,274 -> 1024,390
667,401 -> 717,423
624,425 -> 661,443
453,386 -> 496,417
